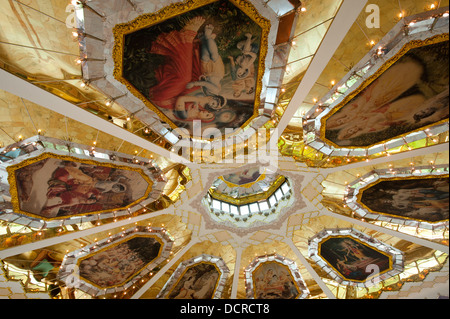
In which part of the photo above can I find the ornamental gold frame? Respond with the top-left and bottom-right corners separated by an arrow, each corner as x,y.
112,0 -> 271,139
76,234 -> 165,290
208,175 -> 286,206
6,152 -> 154,221
355,174 -> 450,225
319,33 -> 449,150
317,235 -> 394,284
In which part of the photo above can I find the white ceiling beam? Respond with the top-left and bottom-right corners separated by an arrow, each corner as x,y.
0,68 -> 192,165
271,0 -> 368,143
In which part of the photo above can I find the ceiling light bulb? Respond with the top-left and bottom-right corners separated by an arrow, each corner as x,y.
301,7 -> 306,12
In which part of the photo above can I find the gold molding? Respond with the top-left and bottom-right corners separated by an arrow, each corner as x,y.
320,34 -> 449,149
355,174 -> 449,224
76,234 -> 164,290
209,175 -> 286,206
6,152 -> 154,221
318,235 -> 394,283
112,0 -> 271,139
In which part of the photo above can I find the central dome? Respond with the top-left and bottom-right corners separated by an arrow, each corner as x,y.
203,167 -> 292,228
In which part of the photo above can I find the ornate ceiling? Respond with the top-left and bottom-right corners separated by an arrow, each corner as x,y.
0,0 -> 448,301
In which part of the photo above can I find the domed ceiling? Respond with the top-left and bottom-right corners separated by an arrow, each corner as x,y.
0,0 -> 449,302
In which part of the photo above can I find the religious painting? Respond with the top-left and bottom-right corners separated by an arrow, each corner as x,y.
359,176 -> 449,223
166,262 -> 221,299
221,167 -> 262,185
78,235 -> 162,289
252,261 -> 300,299
323,38 -> 449,147
7,153 -> 152,220
114,0 -> 270,137
318,236 -> 391,282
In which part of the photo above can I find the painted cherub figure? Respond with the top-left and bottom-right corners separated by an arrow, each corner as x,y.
228,32 -> 259,98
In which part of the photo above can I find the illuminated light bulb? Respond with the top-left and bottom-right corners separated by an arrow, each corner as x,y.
72,31 -> 79,37
300,7 -> 307,12
370,40 -> 376,46
331,80 -> 335,86
126,116 -> 131,121
80,81 -> 86,88
106,100 -> 111,106
443,12 -> 449,17
430,3 -> 436,9
398,12 -> 404,18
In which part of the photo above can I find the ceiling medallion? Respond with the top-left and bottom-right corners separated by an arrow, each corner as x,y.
112,0 -> 270,138
0,136 -> 165,228
244,253 -> 310,299
157,254 -> 230,299
58,226 -> 173,297
303,8 -> 449,157
308,228 -> 404,287
203,167 -> 293,228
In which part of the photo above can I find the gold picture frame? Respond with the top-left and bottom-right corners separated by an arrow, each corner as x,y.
112,0 -> 271,139
320,34 -> 449,149
7,152 -> 154,221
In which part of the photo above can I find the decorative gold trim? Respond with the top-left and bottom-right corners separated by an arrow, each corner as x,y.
355,174 -> 449,224
318,235 -> 394,283
209,175 -> 286,206
76,234 -> 164,290
250,260 -> 302,299
112,0 -> 271,139
320,34 -> 449,149
218,172 -> 267,189
6,152 -> 153,221
165,261 -> 222,299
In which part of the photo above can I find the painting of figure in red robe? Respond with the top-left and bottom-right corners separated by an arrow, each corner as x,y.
360,176 -> 449,223
121,0 -> 265,137
324,40 -> 449,147
319,236 -> 391,282
252,262 -> 300,299
11,154 -> 151,220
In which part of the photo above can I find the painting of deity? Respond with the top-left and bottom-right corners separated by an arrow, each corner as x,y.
167,262 -> 220,299
324,39 -> 449,147
252,261 -> 299,299
78,236 -> 162,288
115,0 -> 269,137
9,153 -> 152,220
359,176 -> 449,223
222,167 -> 262,185
319,236 -> 391,282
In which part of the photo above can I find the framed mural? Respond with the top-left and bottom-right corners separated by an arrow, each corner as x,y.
309,228 -> 404,287
0,136 -> 165,229
113,0 -> 270,138
344,165 -> 449,231
322,38 -> 449,148
58,226 -> 173,296
359,176 -> 449,223
6,153 -> 153,221
245,254 -> 309,299
157,254 -> 229,299
301,9 -> 449,157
